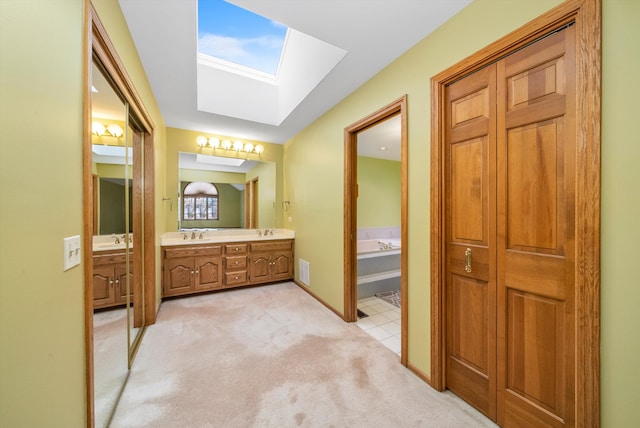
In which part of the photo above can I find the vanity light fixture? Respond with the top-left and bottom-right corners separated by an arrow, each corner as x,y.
196,135 -> 264,155
92,121 -> 124,138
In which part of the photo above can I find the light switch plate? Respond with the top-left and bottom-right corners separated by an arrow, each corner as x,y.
63,235 -> 81,271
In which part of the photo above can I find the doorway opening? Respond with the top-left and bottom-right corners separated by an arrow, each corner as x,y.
344,96 -> 408,364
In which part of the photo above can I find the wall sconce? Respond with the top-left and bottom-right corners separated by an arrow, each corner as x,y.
92,121 -> 124,138
196,135 -> 264,155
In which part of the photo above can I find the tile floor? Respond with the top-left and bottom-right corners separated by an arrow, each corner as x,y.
356,296 -> 401,355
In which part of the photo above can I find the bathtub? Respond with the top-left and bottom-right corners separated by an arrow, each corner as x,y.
357,239 -> 401,259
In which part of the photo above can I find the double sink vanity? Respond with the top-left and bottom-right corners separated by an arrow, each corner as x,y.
160,229 -> 295,298
92,229 -> 295,308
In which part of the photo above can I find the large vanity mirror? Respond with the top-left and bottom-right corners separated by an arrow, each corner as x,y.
178,152 -> 276,230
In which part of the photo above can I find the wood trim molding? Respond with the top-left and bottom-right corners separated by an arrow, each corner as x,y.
294,280 -> 345,320
407,362 -> 431,386
83,1 -> 94,426
429,1 -> 601,426
343,95 -> 409,364
144,130 -> 157,324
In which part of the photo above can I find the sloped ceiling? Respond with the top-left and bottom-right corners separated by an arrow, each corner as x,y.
118,0 -> 472,144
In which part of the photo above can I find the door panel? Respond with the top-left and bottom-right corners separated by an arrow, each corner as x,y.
195,257 -> 222,290
93,266 -> 115,307
164,259 -> 193,295
445,64 -> 497,420
445,26 -> 576,427
497,27 -> 575,427
506,120 -> 565,254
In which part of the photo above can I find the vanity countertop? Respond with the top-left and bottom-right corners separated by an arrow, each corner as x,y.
160,229 -> 295,247
92,235 -> 133,252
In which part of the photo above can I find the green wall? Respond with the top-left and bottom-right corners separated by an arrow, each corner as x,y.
0,0 -> 166,426
357,156 -> 401,228
284,0 -> 640,425
0,1 -> 86,426
600,0 -> 640,424
246,160 -> 277,229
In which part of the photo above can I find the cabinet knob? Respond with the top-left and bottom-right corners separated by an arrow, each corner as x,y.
234,261 -> 239,265
115,279 -> 119,284
234,247 -> 239,252
234,276 -> 239,280
191,270 -> 194,275
109,280 -> 114,286
195,270 -> 199,275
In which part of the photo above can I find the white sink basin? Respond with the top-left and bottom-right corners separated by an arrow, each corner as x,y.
92,235 -> 132,252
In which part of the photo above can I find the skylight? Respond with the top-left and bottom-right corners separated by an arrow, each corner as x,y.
197,0 -> 287,76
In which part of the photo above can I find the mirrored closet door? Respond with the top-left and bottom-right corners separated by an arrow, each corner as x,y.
87,5 -> 156,427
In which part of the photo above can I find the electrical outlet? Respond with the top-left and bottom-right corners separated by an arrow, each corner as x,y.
63,235 -> 81,271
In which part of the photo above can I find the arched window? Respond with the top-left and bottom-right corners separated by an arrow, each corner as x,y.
183,182 -> 219,220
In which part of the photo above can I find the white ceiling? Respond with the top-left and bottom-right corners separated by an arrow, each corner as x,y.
118,0 -> 471,145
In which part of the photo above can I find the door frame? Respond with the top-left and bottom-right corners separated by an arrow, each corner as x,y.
344,95 -> 408,365
429,0 -> 601,425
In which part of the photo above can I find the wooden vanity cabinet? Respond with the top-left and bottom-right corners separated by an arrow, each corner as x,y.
92,250 -> 131,310
161,239 -> 294,298
223,243 -> 248,286
162,245 -> 223,297
248,240 -> 294,284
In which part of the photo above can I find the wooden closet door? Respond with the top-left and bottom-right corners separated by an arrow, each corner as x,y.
444,64 -> 498,420
496,26 -> 576,427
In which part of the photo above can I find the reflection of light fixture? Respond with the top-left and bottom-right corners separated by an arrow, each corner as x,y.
196,135 -> 264,155
92,121 -> 124,138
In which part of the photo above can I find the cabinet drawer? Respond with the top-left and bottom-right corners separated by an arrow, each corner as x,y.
164,245 -> 222,259
250,240 -> 292,252
224,243 -> 248,254
93,251 -> 127,266
225,255 -> 247,270
224,270 -> 247,285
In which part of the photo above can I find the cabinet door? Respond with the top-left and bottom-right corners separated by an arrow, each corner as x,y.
114,265 -> 132,305
194,256 -> 222,291
249,252 -> 271,283
93,266 -> 116,308
271,250 -> 293,280
163,258 -> 194,296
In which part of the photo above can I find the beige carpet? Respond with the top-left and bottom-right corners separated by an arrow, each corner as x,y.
109,282 -> 496,427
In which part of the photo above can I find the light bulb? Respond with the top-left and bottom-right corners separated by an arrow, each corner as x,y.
233,140 -> 244,151
107,124 -> 124,138
209,137 -> 220,149
92,122 -> 106,136
254,144 -> 264,154
196,136 -> 208,147
244,143 -> 254,153
221,139 -> 232,150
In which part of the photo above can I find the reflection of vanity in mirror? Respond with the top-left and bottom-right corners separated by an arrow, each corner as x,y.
91,53 -> 147,427
178,151 -> 277,230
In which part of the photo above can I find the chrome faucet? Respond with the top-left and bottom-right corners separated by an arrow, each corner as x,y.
257,230 -> 262,236
182,233 -> 188,240
114,234 -> 120,244
198,232 -> 205,239
191,231 -> 196,240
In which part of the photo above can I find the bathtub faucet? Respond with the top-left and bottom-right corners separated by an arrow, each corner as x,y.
378,241 -> 391,250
